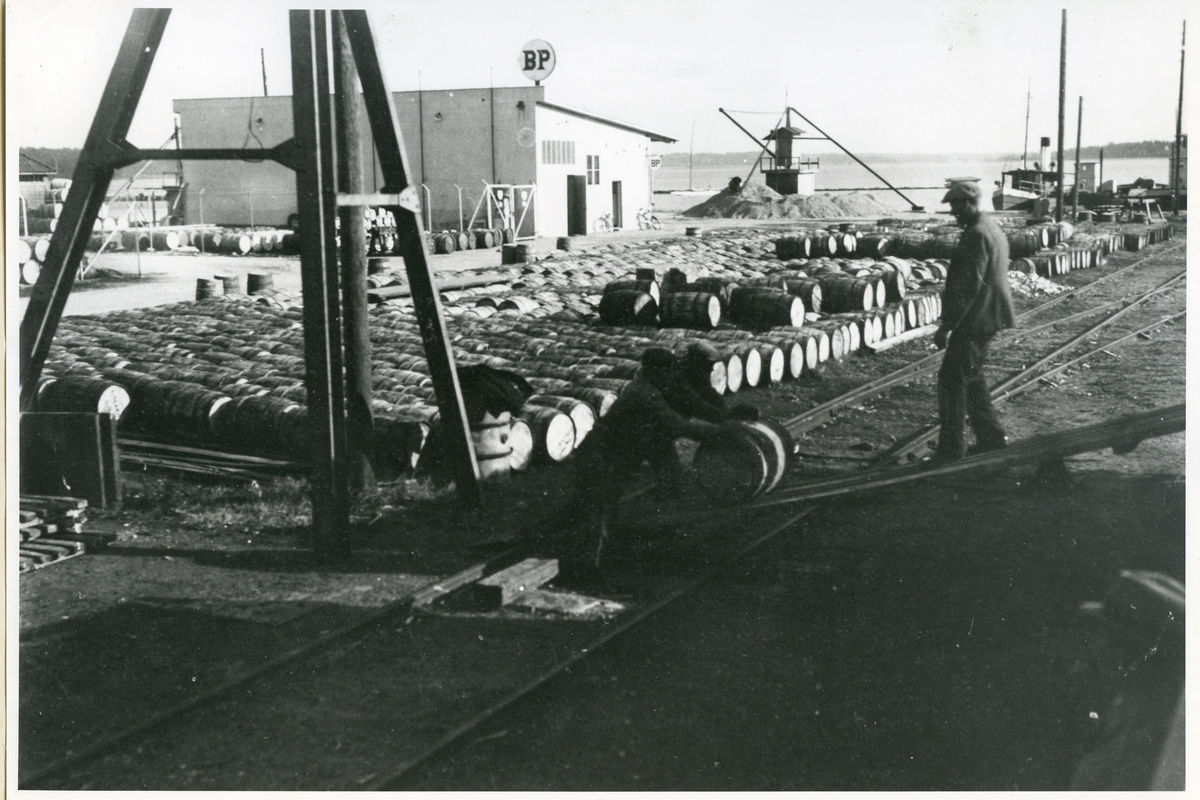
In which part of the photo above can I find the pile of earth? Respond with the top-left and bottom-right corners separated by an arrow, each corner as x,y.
683,182 -> 899,219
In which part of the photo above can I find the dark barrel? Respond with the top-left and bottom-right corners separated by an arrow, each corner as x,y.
727,288 -> 805,328
658,291 -> 721,329
598,290 -> 659,325
693,418 -> 794,502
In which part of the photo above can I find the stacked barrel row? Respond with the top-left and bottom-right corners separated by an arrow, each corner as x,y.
1118,222 -> 1174,252
35,227 -> 947,483
19,179 -> 127,235
38,303 -> 432,476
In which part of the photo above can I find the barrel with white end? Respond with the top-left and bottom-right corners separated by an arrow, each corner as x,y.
507,418 -> 534,471
519,406 -> 576,463
35,376 -> 132,421
525,394 -> 596,444
471,410 -> 514,482
693,418 -> 794,502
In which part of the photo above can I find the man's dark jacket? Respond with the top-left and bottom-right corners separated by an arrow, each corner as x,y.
941,211 -> 1017,339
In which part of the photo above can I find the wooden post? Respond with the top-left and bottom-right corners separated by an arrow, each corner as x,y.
1173,21 -> 1185,217
333,11 -> 375,494
290,9 -> 352,558
1055,9 -> 1067,223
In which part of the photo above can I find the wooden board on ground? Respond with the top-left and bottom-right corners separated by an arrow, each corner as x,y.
467,558 -> 560,609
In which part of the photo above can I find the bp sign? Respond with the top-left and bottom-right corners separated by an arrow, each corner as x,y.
519,40 -> 556,82
650,156 -> 663,171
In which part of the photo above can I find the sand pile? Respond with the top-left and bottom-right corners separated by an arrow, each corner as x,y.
683,184 -> 898,219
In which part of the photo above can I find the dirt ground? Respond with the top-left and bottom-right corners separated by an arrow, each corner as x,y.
15,214 -> 1187,790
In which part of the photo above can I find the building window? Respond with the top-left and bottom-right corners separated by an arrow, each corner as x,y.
541,140 -> 576,165
587,155 -> 600,185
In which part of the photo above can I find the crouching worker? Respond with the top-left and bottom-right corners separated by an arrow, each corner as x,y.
528,347 -> 738,572
670,341 -> 761,423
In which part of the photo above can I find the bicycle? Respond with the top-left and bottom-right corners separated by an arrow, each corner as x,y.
592,212 -> 613,233
636,208 -> 661,230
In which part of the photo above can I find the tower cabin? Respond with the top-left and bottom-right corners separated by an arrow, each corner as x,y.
762,112 -> 819,196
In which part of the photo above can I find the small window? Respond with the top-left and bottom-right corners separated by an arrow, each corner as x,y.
541,140 -> 576,165
587,155 -> 600,185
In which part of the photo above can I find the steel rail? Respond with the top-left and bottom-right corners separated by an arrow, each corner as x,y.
23,241 -> 1184,789
19,543 -> 529,788
878,269 -> 1185,463
362,505 -> 817,791
781,241 -> 1185,437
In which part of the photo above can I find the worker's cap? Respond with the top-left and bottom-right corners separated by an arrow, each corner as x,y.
685,341 -> 721,364
942,180 -> 982,204
641,347 -> 677,372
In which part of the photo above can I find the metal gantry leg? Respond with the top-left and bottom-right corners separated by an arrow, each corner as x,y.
341,9 -> 482,505
19,8 -> 171,411
20,8 -> 482,560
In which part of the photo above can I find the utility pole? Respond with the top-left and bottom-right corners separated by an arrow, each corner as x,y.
332,11 -> 375,494
261,47 -> 269,96
1055,9 -> 1067,223
1173,20 -> 1185,218
1080,97 -> 1089,221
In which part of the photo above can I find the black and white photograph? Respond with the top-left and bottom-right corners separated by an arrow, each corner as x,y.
7,0 -> 1190,792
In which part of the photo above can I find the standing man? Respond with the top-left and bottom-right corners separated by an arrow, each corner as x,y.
930,180 -> 1017,463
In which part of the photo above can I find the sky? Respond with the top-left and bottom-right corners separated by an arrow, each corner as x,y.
6,0 -> 1192,157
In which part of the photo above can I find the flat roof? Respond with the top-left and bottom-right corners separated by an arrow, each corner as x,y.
536,101 -> 676,143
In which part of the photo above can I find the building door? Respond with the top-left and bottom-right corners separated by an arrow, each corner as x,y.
611,180 -> 623,230
567,175 -> 587,236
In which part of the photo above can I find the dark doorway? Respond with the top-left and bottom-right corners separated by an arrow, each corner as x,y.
611,180 -> 623,230
567,175 -> 587,236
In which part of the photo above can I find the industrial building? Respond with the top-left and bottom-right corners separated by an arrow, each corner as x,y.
173,86 -> 675,237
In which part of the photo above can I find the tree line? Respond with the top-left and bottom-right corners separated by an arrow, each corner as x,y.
658,140 -> 1181,168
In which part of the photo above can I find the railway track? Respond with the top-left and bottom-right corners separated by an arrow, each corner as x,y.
23,235 -> 1186,791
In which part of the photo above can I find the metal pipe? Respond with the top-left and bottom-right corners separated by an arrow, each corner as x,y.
1056,9 -> 1067,222
718,108 -> 774,159
787,106 -> 924,211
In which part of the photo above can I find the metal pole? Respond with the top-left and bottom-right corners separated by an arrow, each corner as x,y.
1080,97 -> 1089,221
1022,79 -> 1031,169
333,10 -> 375,494
1056,9 -> 1067,223
290,9 -> 351,558
261,47 -> 269,96
1174,20 -> 1185,217
787,106 -> 925,211
490,69 -> 497,184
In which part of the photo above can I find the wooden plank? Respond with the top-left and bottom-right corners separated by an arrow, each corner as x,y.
865,323 -> 939,353
509,588 -> 611,616
469,558 -> 560,608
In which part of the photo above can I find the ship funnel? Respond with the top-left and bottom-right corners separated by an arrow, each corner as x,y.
1039,137 -> 1051,170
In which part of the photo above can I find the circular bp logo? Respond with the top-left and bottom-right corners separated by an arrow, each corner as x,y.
518,40 -> 556,82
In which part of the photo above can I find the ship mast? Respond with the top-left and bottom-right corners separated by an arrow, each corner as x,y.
1022,80 -> 1031,169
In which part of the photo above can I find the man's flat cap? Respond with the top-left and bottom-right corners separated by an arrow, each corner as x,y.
942,181 -> 982,203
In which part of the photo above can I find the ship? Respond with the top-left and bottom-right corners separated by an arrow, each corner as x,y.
992,136 -> 1064,211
